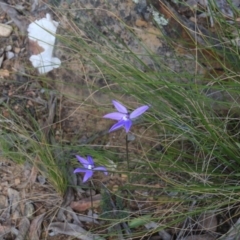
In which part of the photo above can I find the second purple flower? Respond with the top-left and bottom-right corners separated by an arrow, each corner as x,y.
103,100 -> 149,133
74,155 -> 108,183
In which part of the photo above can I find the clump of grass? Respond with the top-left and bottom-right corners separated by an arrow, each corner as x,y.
0,104 -> 68,195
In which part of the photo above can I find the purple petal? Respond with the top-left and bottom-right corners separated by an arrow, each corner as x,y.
87,155 -> 94,165
130,105 -> 149,119
108,120 -> 125,133
73,168 -> 87,174
76,155 -> 89,169
94,166 -> 108,175
112,100 -> 128,114
124,120 -> 132,133
103,112 -> 125,120
83,170 -> 93,182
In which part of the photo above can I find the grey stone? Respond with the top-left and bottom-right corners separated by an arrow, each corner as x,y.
0,24 -> 13,37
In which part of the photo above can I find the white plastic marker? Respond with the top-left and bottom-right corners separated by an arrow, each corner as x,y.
27,13 -> 61,74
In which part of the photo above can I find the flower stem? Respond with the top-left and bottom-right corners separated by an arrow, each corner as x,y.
126,134 -> 130,182
90,182 -> 94,224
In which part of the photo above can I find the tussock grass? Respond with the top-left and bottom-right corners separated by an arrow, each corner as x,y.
0,105 -> 68,195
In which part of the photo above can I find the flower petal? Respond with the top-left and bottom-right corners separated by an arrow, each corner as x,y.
109,120 -> 125,133
83,170 -> 93,182
94,166 -> 108,175
124,120 -> 132,133
73,168 -> 87,174
103,112 -> 125,120
112,100 -> 128,114
87,155 -> 94,165
130,105 -> 149,119
76,155 -> 89,169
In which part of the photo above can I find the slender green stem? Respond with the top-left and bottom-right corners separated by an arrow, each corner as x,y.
90,182 -> 94,224
126,134 -> 129,169
126,134 -> 130,182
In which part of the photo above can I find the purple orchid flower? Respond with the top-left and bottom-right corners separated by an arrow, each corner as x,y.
73,155 -> 108,183
103,100 -> 149,133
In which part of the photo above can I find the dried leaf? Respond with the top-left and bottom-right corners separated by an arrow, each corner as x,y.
7,188 -> 20,213
66,206 -> 83,226
219,217 -> 240,240
29,213 -> 45,240
197,212 -> 217,232
78,210 -> 99,224
15,217 -> 30,240
145,221 -> 172,240
31,0 -> 39,12
29,165 -> 38,184
0,224 -> 11,235
48,222 -> 105,240
70,194 -> 101,212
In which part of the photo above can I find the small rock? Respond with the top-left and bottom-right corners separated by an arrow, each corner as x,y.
135,19 -> 148,27
24,169 -> 31,178
37,175 -> 46,185
24,202 -> 35,218
0,24 -> 13,37
5,45 -> 12,51
0,55 -> 4,67
189,17 -> 197,23
14,178 -> 21,185
6,51 -> 14,59
14,47 -> 21,54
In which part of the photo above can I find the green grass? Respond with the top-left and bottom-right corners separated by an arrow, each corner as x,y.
0,101 -> 69,194
1,0 -> 240,238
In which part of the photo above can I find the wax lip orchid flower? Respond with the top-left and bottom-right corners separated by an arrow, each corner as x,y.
103,100 -> 149,133
73,155 -> 108,183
